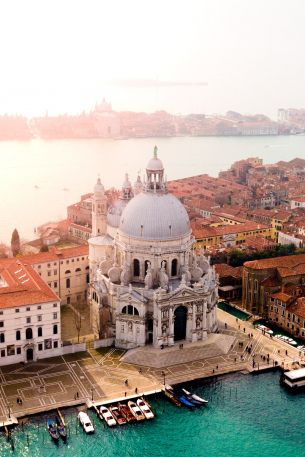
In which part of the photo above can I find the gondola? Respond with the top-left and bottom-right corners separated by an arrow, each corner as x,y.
182,388 -> 208,405
177,394 -> 196,408
47,418 -> 60,441
55,416 -> 67,440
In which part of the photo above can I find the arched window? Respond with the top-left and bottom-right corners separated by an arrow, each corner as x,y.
133,259 -> 140,277
75,268 -> 81,273
16,330 -> 21,341
65,270 -> 71,275
0,333 -> 5,343
128,305 -> 133,315
144,260 -> 150,276
171,259 -> 178,276
38,327 -> 42,337
53,324 -> 58,335
26,328 -> 33,339
86,274 -> 90,284
66,278 -> 70,289
161,260 -> 167,270
122,305 -> 139,316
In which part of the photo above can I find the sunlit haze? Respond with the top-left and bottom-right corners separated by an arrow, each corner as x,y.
1,0 -> 304,117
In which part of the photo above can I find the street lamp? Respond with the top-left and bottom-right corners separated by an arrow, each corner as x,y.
161,371 -> 166,386
7,403 -> 11,419
91,388 -> 94,401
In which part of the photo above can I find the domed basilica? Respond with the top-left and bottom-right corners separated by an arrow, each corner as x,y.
88,147 -> 218,349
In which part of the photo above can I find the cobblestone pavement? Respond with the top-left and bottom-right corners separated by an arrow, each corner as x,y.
0,308 -> 302,424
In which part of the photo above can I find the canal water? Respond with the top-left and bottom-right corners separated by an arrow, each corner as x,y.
1,371 -> 305,457
217,302 -> 250,321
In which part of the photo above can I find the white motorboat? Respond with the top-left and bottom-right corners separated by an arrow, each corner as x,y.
182,388 -> 208,405
136,398 -> 154,419
99,406 -> 116,427
78,412 -> 94,434
128,401 -> 146,421
256,324 -> 273,335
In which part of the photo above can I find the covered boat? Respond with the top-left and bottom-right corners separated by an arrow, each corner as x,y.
78,411 -> 94,434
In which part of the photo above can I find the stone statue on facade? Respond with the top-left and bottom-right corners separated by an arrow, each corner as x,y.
158,261 -> 169,290
181,264 -> 191,285
198,248 -> 210,274
144,261 -> 153,290
120,262 -> 130,286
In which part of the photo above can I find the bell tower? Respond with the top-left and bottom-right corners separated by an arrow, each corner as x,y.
92,177 -> 107,236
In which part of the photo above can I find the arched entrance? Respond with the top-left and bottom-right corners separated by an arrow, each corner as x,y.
26,348 -> 33,361
174,306 -> 187,341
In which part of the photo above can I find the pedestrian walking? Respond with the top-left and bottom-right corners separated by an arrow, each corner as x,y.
125,379 -> 128,386
135,387 -> 138,394
125,392 -> 127,397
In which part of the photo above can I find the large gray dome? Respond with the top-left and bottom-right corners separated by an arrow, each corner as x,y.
119,192 -> 191,240
107,199 -> 127,228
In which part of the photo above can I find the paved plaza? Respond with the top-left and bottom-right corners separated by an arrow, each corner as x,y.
0,308 -> 303,424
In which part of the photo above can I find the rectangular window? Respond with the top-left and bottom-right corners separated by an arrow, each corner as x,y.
54,341 -> 58,348
37,315 -> 42,322
47,271 -> 51,277
38,343 -> 43,351
26,317 -> 31,324
53,303 -> 57,308
48,283 -> 51,287
0,311 -> 3,315
47,263 -> 51,267
54,282 -> 58,288
1,349 -> 5,357
37,305 -> 41,310
17,347 -> 21,355
53,313 -> 57,319
15,309 -> 20,313
38,265 -> 41,269
54,269 -> 57,275
26,307 -> 30,311
7,345 -> 15,356
53,262 -> 57,266
0,321 -> 3,327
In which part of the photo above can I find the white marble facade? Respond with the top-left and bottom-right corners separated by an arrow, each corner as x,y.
88,147 -> 218,349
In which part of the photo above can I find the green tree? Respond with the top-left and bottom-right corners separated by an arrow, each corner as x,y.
11,229 -> 20,256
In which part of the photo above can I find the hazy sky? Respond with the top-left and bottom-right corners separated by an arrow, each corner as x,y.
0,0 -> 304,117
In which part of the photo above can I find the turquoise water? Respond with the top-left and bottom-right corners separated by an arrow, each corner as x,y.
2,371 -> 305,457
218,302 -> 250,321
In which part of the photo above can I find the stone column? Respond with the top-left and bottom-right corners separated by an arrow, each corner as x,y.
168,306 -> 174,346
202,300 -> 207,338
192,302 -> 197,343
186,304 -> 193,342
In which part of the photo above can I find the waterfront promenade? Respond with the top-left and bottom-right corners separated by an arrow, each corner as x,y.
0,308 -> 302,425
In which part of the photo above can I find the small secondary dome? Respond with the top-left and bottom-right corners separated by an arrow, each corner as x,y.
119,192 -> 191,240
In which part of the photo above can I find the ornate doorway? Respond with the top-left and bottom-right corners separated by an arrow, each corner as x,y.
174,306 -> 187,341
26,348 -> 33,361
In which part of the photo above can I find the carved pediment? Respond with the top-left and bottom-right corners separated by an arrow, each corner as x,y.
159,286 -> 202,304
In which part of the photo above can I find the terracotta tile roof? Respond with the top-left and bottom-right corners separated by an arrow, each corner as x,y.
20,245 -> 89,265
244,253 -> 305,270
192,221 -> 269,239
289,297 -> 305,319
271,292 -> 293,303
0,258 -> 59,308
214,263 -> 243,278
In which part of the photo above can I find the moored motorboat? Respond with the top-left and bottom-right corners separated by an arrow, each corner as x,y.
47,418 -> 60,441
78,411 -> 94,434
136,398 -> 154,419
55,416 -> 67,440
182,388 -> 208,405
99,406 -> 117,427
256,324 -> 273,335
128,401 -> 146,421
109,405 -> 127,425
118,403 -> 136,422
